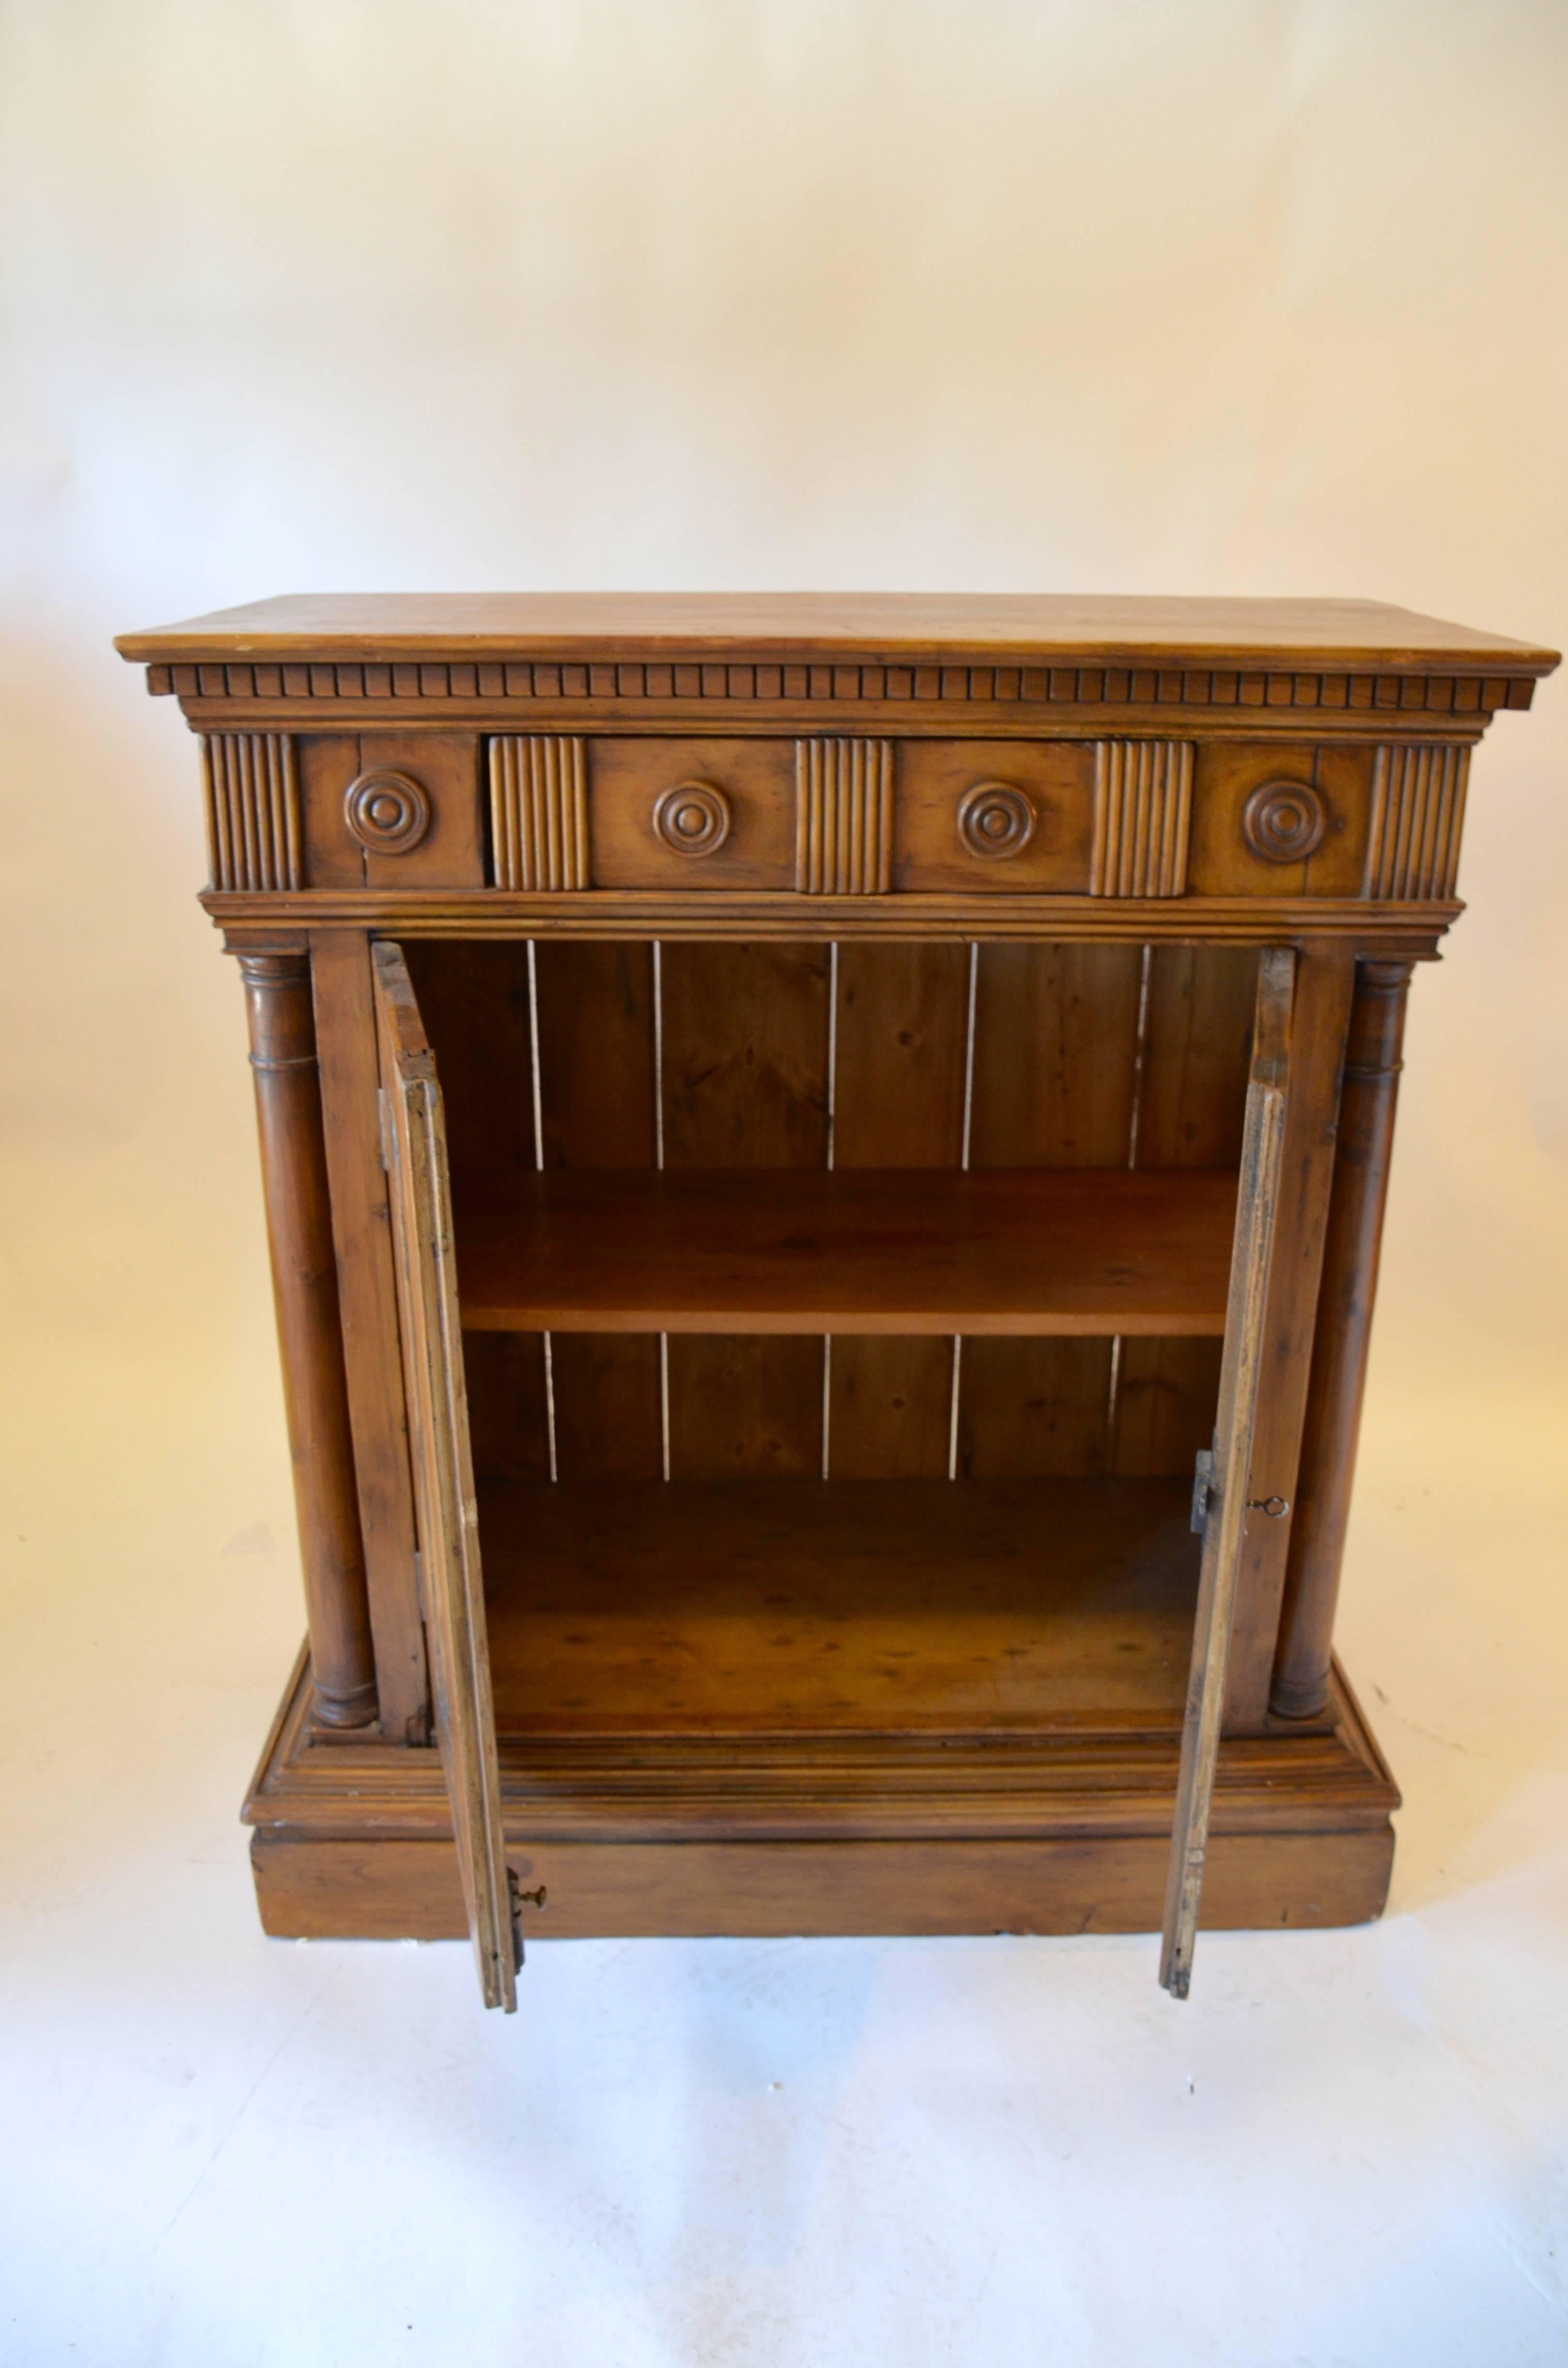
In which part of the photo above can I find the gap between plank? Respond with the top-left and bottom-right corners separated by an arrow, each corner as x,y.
526,939 -> 558,1484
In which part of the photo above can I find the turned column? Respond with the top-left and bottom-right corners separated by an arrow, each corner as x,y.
1271,959 -> 1413,1718
238,953 -> 378,1727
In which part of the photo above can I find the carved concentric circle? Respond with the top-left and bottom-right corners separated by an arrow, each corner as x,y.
653,780 -> 731,857
958,781 -> 1036,861
343,769 -> 431,855
1242,779 -> 1326,864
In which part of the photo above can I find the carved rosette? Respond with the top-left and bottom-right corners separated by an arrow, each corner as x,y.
1090,741 -> 1193,896
957,782 -> 1036,860
488,736 -> 589,888
344,770 -> 431,856
795,739 -> 893,893
1364,743 -> 1469,899
1242,780 -> 1327,865
653,781 -> 731,857
202,733 -> 302,891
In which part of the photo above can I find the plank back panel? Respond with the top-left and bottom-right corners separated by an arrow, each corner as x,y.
830,943 -> 969,1477
401,941 -> 535,1212
534,941 -> 662,1480
661,945 -> 830,1477
1114,946 -> 1259,1477
961,945 -> 1143,1477
402,942 -> 550,1482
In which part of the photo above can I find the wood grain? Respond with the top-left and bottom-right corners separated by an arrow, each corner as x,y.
310,930 -> 427,1739
401,940 -> 549,1478
1272,960 -> 1413,1717
661,944 -> 830,1477
400,940 -> 536,1212
1365,745 -> 1470,899
456,1168 -> 1238,1335
660,942 -> 830,1168
208,888 -> 1463,960
355,732 -> 484,891
253,1826 -> 1396,1940
1113,946 -> 1258,1480
1223,944 -> 1355,1726
828,941 -> 969,1475
1161,948 -> 1294,1996
535,940 -> 662,1480
589,737 -> 795,889
480,1477 -> 1201,1734
963,944 -> 1142,1479
795,740 -> 894,894
203,733 -> 301,891
1090,741 -> 1192,896
118,590 -> 1559,670
373,943 -> 515,2010
238,952 -> 377,1728
489,736 -> 589,890
892,740 -> 1093,893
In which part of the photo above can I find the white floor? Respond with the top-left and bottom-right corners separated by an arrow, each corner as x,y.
3,1328 -> 1567,2368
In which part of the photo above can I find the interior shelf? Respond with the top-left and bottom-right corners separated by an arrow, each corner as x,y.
457,1168 -> 1237,1337
479,1476 -> 1200,1737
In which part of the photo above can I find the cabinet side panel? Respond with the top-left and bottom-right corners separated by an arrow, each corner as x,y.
1114,946 -> 1258,1480
831,943 -> 969,1477
662,945 -> 830,1476
961,946 -> 1142,1477
535,941 -> 662,1480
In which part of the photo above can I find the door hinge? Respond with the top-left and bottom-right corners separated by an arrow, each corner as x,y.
1191,1449 -> 1290,1537
377,1085 -> 392,1171
507,1869 -> 547,1972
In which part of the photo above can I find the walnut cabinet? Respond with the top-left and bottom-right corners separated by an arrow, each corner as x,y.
116,594 -> 1557,2007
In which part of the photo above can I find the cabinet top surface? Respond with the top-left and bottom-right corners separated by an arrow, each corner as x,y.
117,592 -> 1558,672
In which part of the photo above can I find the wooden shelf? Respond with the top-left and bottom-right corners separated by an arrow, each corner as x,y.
457,1168 -> 1237,1337
479,1476 -> 1200,1737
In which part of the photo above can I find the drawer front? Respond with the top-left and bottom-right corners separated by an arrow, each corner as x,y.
585,738 -> 796,888
295,732 -> 485,890
892,739 -> 1096,893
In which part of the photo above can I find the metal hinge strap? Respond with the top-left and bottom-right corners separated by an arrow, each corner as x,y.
1191,1447 -> 1290,1536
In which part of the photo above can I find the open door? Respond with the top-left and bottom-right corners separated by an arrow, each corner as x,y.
1161,947 -> 1296,1999
372,939 -> 518,2011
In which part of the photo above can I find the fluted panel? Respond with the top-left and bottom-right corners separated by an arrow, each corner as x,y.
794,739 -> 894,894
1090,741 -> 1193,896
202,734 -> 301,891
1364,743 -> 1469,899
489,736 -> 590,889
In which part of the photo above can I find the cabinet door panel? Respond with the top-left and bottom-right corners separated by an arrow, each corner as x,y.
372,940 -> 517,2013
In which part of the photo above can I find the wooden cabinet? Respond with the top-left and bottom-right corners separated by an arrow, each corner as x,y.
117,594 -> 1557,2007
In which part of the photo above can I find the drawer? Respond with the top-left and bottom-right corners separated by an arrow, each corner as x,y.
586,738 -> 796,888
892,739 -> 1095,893
295,732 -> 486,889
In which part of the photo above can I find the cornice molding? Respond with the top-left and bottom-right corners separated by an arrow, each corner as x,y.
145,655 -> 1537,719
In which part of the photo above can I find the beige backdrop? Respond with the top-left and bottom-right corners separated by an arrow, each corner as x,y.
3,4 -> 1566,2363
